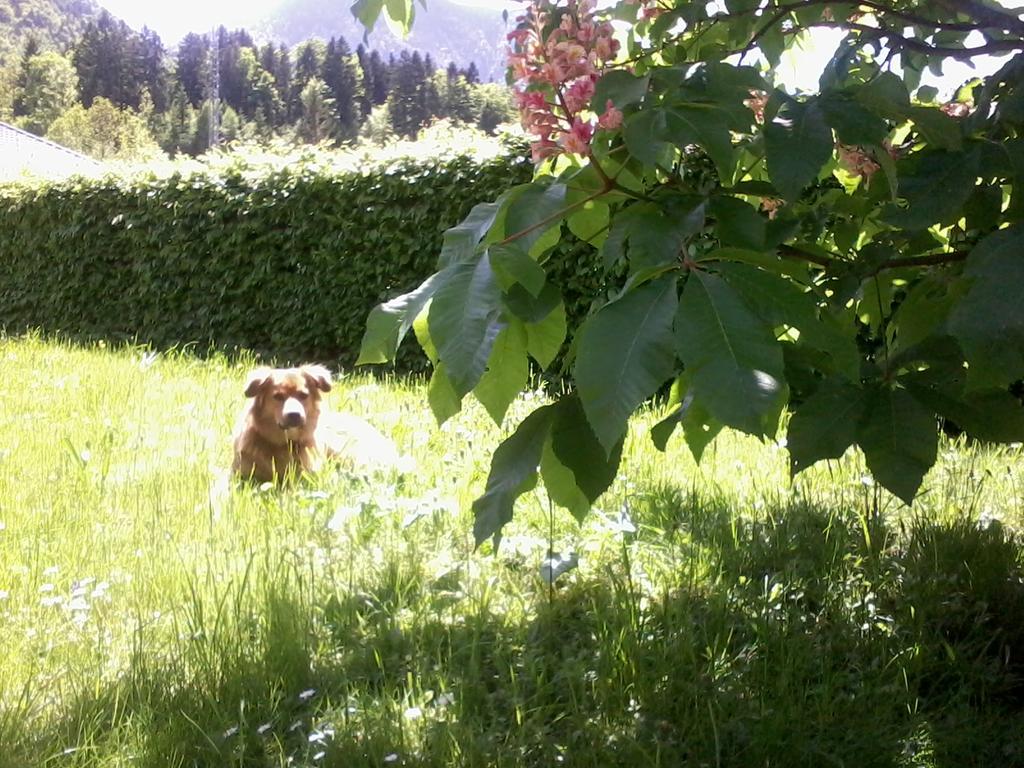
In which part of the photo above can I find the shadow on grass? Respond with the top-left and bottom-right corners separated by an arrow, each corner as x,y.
8,496 -> 1024,768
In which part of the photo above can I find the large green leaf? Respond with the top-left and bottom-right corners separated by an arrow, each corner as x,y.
503,182 -> 568,254
428,255 -> 504,397
383,0 -> 414,36
474,320 -> 529,426
949,225 -> 1024,388
883,148 -> 980,230
489,243 -> 546,297
592,70 -> 651,111
905,381 -> 1024,444
438,201 -> 501,268
854,72 -> 910,119
709,195 -> 766,251
428,363 -> 461,426
623,108 -> 676,168
714,261 -> 859,379
576,274 -> 680,454
540,441 -> 590,522
855,386 -> 938,505
472,406 -> 555,548
906,105 -> 962,152
625,198 -> 705,271
651,373 -> 722,462
664,104 -> 735,179
818,92 -> 889,146
526,300 -> 567,370
787,377 -> 866,474
675,271 -> 787,436
357,267 -> 451,365
548,394 -> 623,503
351,0 -> 385,35
764,97 -> 834,201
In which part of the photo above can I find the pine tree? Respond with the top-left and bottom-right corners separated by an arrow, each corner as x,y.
175,33 -> 209,108
322,36 -> 360,140
12,37 -> 42,117
290,40 -> 325,120
297,76 -> 337,144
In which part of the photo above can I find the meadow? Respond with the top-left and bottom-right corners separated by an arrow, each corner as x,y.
1,332 -> 1023,767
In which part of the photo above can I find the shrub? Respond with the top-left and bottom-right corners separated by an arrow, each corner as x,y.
0,140 -> 609,372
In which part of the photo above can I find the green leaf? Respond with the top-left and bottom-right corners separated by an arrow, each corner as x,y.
489,243 -> 546,296
540,441 -> 590,521
591,70 -> 650,111
623,108 -> 675,167
548,394 -> 623,503
675,271 -> 787,436
787,377 -> 866,474
504,282 -> 561,324
856,386 -> 937,505
474,320 -> 529,425
567,201 -> 610,247
383,0 -> 414,36
357,268 -> 450,365
818,92 -> 888,146
709,195 -> 766,251
428,363 -> 461,426
883,148 -> 979,230
905,380 -> 1024,443
503,182 -> 567,253
428,255 -> 504,397
351,0 -> 385,36
664,105 -> 736,180
526,300 -> 567,370
906,106 -> 962,152
714,261 -> 860,379
439,201 -> 500,268
855,73 -> 910,119
576,274 -> 680,454
764,98 -> 834,201
472,406 -> 554,547
889,274 -> 966,359
651,373 -> 722,461
949,225 -> 1024,388
625,198 -> 705,270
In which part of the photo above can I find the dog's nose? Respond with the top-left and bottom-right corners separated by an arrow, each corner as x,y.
280,399 -> 306,428
281,410 -> 305,428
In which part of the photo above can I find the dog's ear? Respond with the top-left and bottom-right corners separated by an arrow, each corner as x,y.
243,368 -> 273,398
302,364 -> 333,393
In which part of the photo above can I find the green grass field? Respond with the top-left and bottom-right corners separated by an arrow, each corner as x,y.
1,333 -> 1023,767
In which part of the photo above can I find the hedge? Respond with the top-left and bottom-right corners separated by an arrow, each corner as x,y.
0,146 -> 615,373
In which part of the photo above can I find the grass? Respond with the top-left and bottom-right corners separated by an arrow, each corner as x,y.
1,332 -> 1023,767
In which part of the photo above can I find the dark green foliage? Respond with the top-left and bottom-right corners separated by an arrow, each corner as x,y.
0,152 -> 544,370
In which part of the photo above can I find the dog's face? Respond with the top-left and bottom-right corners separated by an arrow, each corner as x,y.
243,365 -> 333,438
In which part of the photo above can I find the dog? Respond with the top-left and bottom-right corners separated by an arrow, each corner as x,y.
231,364 -> 399,482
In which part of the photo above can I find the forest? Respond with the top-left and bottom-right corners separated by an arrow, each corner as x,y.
0,6 -> 515,160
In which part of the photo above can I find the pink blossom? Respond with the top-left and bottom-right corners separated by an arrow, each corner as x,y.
598,100 -> 623,130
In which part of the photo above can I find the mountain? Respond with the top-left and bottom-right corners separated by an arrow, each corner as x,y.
0,0 -> 102,65
250,0 -> 513,82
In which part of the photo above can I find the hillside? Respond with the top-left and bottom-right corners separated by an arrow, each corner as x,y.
251,0 -> 512,82
0,0 -> 102,65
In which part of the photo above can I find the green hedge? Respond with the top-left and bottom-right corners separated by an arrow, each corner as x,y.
0,154 -> 483,370
0,149 -> 614,372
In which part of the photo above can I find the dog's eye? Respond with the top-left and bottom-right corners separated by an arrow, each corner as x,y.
272,393 -> 286,402
295,391 -> 309,401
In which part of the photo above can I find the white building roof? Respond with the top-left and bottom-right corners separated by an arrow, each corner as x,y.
0,121 -> 101,181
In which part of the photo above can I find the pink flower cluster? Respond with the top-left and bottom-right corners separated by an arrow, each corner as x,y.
507,0 -> 623,161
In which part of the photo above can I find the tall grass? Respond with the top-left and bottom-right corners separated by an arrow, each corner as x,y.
1,332 -> 1022,767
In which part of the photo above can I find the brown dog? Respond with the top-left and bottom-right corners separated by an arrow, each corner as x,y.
231,364 -> 398,482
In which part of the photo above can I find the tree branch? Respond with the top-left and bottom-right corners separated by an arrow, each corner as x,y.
739,1 -> 1024,59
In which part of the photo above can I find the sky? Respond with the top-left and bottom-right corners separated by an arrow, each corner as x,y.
97,0 -> 1016,98
96,0 -> 515,44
